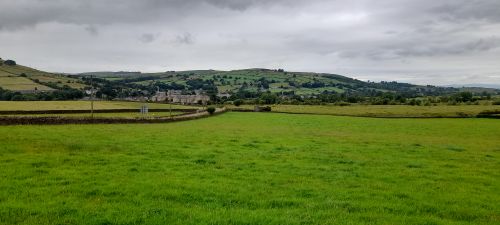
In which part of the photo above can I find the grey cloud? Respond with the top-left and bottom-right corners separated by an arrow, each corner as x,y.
431,0 -> 500,22
139,33 -> 158,43
0,0 -> 499,85
84,25 -> 99,36
174,33 -> 194,45
393,39 -> 499,58
0,0 -> 310,30
338,38 -> 500,60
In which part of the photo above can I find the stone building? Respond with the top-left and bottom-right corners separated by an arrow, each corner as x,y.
152,89 -> 210,105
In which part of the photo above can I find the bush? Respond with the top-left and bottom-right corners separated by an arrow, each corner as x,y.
233,99 -> 243,107
255,106 -> 271,112
207,106 -> 216,114
4,60 -> 16,66
335,101 -> 350,106
492,101 -> 500,105
261,106 -> 271,111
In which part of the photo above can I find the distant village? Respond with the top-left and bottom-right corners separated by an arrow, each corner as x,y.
150,90 -> 231,105
152,90 -> 210,105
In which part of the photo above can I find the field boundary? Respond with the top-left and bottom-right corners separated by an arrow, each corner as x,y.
229,108 -> 500,119
0,108 -> 198,115
0,108 -> 226,125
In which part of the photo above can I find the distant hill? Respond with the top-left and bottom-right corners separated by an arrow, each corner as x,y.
0,58 -> 86,93
77,68 -> 498,97
1,57 -> 497,100
445,84 -> 500,89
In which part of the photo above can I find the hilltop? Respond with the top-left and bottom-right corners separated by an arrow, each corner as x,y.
0,58 -> 86,92
0,58 -> 498,103
78,68 -> 498,97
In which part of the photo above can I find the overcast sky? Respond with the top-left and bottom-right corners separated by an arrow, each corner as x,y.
1,0 -> 499,85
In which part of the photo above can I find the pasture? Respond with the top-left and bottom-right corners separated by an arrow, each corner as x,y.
0,76 -> 52,92
0,101 -> 199,111
0,111 -> 183,119
0,63 -> 85,91
230,104 -> 500,118
0,112 -> 499,224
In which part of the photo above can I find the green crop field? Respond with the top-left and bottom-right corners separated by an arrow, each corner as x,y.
230,104 -> 500,118
0,101 -> 199,111
0,112 -> 498,224
0,76 -> 53,91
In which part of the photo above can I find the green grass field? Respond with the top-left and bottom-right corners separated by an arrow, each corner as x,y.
0,62 -> 85,91
0,76 -> 53,91
0,112 -> 499,224
0,101 -> 199,111
230,104 -> 500,117
0,111 -> 183,119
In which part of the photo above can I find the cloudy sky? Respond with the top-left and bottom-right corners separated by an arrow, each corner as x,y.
1,0 -> 499,85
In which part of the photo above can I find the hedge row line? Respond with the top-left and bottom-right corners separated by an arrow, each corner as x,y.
0,109 -> 226,125
0,108 -> 198,115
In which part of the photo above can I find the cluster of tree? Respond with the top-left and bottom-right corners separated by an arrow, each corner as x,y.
222,89 -> 495,106
3,60 -> 16,66
0,87 -> 83,101
73,72 -> 499,105
301,81 -> 326,88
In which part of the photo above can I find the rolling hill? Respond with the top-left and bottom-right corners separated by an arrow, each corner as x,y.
78,68 -> 499,97
0,58 -> 86,92
1,58 -> 497,101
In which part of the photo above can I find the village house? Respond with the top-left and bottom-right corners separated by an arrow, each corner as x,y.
152,89 -> 210,105
216,93 -> 232,99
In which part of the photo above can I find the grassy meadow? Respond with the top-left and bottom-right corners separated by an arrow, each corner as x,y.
0,62 -> 85,91
230,104 -> 500,117
0,112 -> 499,224
0,111 -> 183,119
0,101 -> 199,111
0,76 -> 53,92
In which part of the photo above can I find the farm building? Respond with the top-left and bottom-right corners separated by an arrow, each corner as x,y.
152,90 -> 210,105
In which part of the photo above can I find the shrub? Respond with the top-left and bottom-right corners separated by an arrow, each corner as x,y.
207,106 -> 216,114
335,101 -> 350,106
234,99 -> 243,107
492,101 -> 500,105
261,106 -> 272,111
255,106 -> 271,112
4,60 -> 16,66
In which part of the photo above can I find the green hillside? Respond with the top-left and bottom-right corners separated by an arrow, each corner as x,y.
81,69 -> 379,95
0,58 -> 86,92
79,68 -> 498,97
1,58 -> 497,103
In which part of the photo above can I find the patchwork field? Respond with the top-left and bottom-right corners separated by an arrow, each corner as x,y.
0,62 -> 85,91
0,101 -> 199,111
0,112 -> 498,224
0,76 -> 52,91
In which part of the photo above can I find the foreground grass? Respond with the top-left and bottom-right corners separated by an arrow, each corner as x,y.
0,113 -> 499,224
0,101 -> 199,111
230,104 -> 500,117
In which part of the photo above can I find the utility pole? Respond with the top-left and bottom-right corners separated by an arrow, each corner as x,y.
90,75 -> 94,119
169,99 -> 172,118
